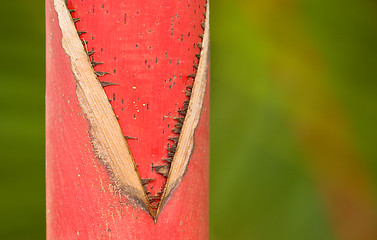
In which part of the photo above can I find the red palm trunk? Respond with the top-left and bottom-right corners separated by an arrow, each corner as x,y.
46,0 -> 209,239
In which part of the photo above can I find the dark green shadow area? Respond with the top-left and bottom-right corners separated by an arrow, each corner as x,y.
0,1 -> 46,239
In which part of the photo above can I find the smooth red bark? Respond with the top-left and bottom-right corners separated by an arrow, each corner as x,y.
46,0 -> 209,239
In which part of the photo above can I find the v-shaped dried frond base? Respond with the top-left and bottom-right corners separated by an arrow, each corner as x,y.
54,0 -> 209,221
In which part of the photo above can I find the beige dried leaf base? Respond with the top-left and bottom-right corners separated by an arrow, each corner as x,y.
54,0 -> 210,221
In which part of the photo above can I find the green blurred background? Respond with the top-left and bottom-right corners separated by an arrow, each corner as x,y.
1,0 -> 377,239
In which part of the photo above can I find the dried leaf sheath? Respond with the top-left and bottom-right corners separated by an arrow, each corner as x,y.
54,0 -> 149,209
47,0 -> 209,237
53,0 -> 209,220
157,3 -> 210,216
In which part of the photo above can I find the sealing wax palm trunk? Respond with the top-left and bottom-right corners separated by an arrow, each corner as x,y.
46,0 -> 209,239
